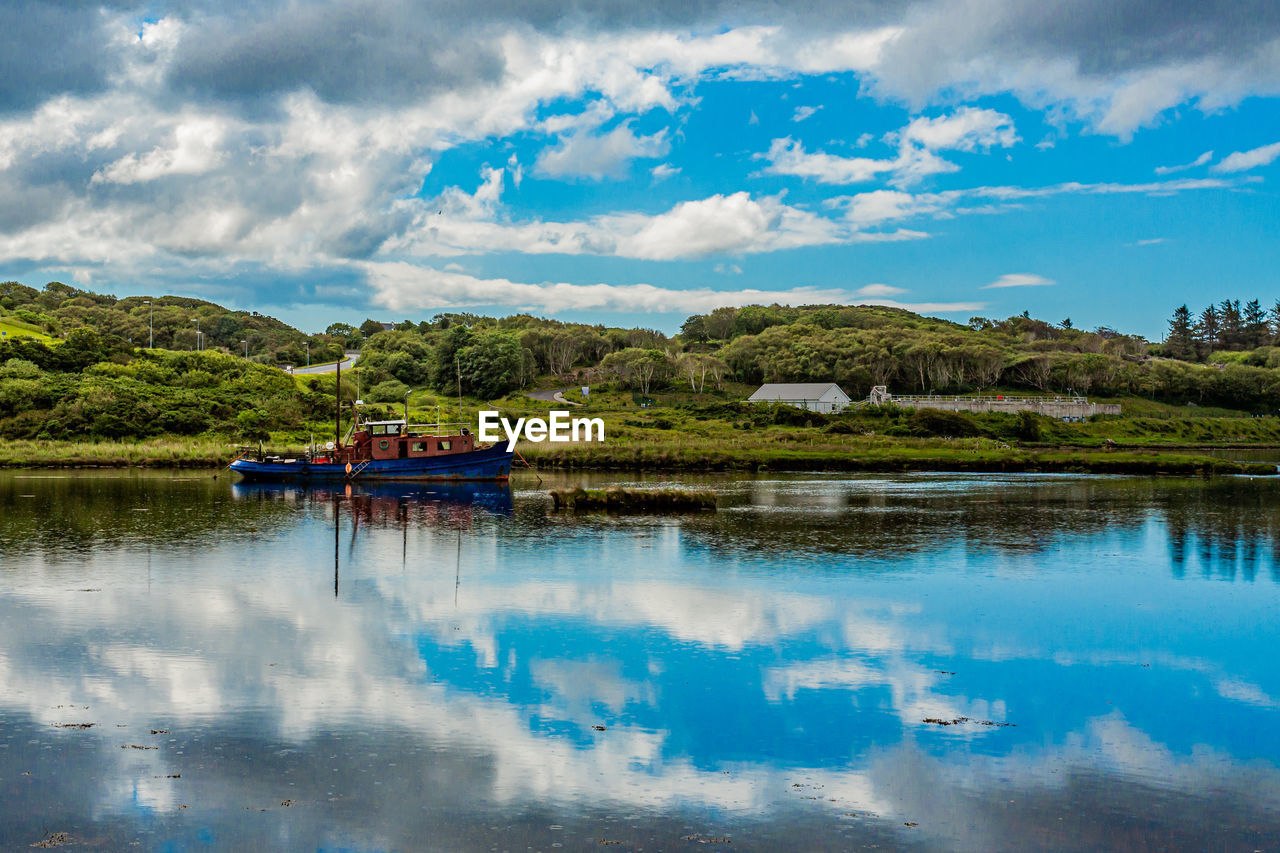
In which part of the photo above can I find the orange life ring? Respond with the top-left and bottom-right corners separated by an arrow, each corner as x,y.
344,462 -> 353,474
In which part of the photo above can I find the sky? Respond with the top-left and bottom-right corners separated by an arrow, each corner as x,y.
0,1 -> 1278,337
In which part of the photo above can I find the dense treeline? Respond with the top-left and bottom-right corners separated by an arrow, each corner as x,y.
0,280 -> 344,365
1165,299 -> 1280,361
3,277 -> 1280,446
0,329 -> 330,440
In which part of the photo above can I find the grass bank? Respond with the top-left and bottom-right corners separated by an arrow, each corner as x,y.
0,438 -> 237,468
520,436 -> 1276,476
2,388 -> 1278,476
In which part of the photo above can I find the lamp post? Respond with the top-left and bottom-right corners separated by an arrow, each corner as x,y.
306,340 -> 310,367
191,317 -> 201,351
241,339 -> 248,358
144,300 -> 152,348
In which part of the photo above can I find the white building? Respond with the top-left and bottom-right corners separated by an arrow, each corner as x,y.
748,383 -> 852,413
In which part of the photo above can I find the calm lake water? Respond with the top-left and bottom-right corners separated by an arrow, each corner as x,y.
2,469 -> 1280,851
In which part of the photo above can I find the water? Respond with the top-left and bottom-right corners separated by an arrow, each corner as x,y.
2,469 -> 1280,851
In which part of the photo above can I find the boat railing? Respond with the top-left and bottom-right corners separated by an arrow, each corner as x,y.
409,422 -> 471,434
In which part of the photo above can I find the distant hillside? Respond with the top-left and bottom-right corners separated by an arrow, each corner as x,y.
0,280 -> 343,365
4,279 -> 1280,449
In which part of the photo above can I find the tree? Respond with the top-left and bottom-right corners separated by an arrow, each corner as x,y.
432,324 -> 474,393
457,331 -> 523,399
1194,305 -> 1219,359
1218,299 -> 1242,349
679,314 -> 709,344
1243,299 -> 1268,349
704,307 -> 737,340
601,348 -> 671,394
359,318 -> 387,337
546,331 -> 580,375
1164,305 -> 1195,360
677,352 -> 727,392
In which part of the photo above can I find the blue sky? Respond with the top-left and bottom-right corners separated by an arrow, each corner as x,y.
0,1 -> 1277,337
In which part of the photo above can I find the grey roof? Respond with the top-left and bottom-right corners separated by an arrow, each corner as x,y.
748,383 -> 850,401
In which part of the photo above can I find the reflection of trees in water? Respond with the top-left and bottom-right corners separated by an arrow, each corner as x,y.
702,478 -> 1280,582
0,475 -> 513,561
1160,479 -> 1280,581
704,478 -> 1152,558
0,474 -> 297,559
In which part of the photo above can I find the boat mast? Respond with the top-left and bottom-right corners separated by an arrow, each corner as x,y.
335,360 -> 342,448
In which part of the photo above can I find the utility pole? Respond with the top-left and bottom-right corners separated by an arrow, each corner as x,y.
145,300 -> 153,348
191,317 -> 201,351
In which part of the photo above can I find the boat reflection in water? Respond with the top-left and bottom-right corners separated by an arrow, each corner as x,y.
230,478 -> 515,520
232,479 -> 514,596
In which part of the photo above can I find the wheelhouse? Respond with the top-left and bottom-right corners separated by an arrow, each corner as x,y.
350,419 -> 476,462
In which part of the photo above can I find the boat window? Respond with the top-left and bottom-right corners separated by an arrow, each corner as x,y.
438,440 -> 451,451
412,441 -> 427,452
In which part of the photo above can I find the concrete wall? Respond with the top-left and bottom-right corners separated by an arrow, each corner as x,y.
888,397 -> 1120,419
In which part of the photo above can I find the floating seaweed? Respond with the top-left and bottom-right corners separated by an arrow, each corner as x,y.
550,486 -> 716,513
922,716 -> 1015,727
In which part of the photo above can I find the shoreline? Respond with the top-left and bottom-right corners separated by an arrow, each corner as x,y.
1,444 -> 1274,477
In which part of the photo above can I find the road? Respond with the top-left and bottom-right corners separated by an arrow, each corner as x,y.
287,351 -> 360,375
526,388 -> 585,406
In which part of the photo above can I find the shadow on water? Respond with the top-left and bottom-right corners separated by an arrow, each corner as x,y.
230,479 -> 515,520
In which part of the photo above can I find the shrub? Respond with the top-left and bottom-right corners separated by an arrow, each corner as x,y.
368,379 -> 411,403
236,409 -> 271,442
907,408 -> 985,438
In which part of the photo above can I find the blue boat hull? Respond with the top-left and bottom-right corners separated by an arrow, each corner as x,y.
230,441 -> 513,482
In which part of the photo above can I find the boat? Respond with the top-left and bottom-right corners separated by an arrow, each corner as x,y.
229,361 -> 513,483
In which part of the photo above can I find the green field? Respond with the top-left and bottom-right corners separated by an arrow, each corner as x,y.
0,316 -> 55,343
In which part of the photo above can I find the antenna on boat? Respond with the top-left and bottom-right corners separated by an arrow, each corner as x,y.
456,354 -> 463,430
335,359 -> 342,449
404,391 -> 410,434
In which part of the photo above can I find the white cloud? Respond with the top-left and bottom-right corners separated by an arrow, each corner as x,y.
1154,150 -> 1212,175
982,273 -> 1055,289
792,105 -> 822,122
536,123 -> 670,180
714,263 -> 743,274
760,136 -> 903,184
1212,140 -> 1280,173
1129,237 -> 1167,246
389,189 -> 928,262
364,262 -> 847,313
854,283 -> 906,297
827,176 -> 1249,229
91,115 -> 228,185
900,107 -> 1019,151
650,163 -> 679,180
362,261 -> 981,315
759,108 -> 1017,187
